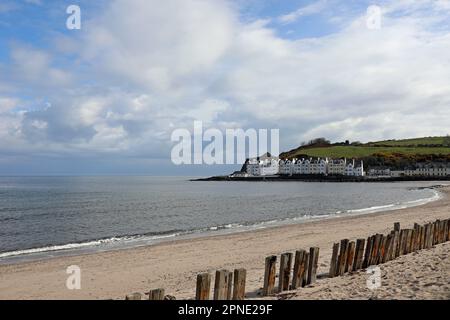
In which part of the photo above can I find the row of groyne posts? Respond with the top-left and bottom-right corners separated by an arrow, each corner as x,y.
126,218 -> 450,300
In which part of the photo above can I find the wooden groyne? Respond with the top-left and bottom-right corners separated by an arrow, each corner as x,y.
126,218 -> 450,300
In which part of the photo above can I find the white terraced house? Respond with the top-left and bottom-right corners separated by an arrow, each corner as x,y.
245,156 -> 365,177
403,164 -> 450,177
327,159 -> 347,175
246,157 -> 279,176
279,159 -> 293,175
345,160 -> 365,176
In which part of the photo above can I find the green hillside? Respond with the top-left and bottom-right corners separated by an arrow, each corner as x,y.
279,136 -> 450,169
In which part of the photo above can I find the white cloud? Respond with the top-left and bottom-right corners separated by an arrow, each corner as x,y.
1,0 -> 450,164
279,0 -> 328,24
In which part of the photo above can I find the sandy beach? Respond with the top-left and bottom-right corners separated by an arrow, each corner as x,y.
0,186 -> 449,300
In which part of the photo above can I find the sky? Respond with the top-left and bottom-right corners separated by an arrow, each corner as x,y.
0,0 -> 450,175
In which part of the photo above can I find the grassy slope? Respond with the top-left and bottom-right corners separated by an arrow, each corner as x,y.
281,136 -> 450,159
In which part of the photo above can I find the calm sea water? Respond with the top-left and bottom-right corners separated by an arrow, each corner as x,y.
0,177 -> 441,263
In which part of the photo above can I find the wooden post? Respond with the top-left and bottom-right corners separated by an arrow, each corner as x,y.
196,273 -> 212,300
353,238 -> 365,271
445,219 -> 450,241
429,223 -> 435,248
149,288 -> 165,300
394,222 -> 400,232
125,292 -> 142,300
328,243 -> 339,277
362,236 -> 373,268
371,234 -> 382,265
263,256 -> 277,296
226,271 -> 233,300
214,270 -> 229,300
292,250 -> 308,288
346,241 -> 356,272
337,239 -> 349,276
433,220 -> 440,245
306,247 -> 320,285
232,269 -> 246,300
377,235 -> 386,264
413,223 -> 420,251
420,225 -> 426,249
440,220 -> 446,243
399,230 -> 407,255
407,229 -> 414,254
382,234 -> 393,263
279,252 -> 293,292
302,252 -> 310,287
390,231 -> 400,260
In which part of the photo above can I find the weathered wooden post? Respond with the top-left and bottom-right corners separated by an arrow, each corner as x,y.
376,235 -> 386,264
226,271 -> 233,300
337,239 -> 349,276
399,230 -> 407,255
329,243 -> 339,277
394,222 -> 401,232
346,241 -> 356,272
420,225 -> 426,249
353,239 -> 365,271
428,223 -> 434,248
302,252 -> 310,287
263,256 -> 277,296
433,220 -> 440,245
382,234 -> 393,263
407,229 -> 414,254
362,236 -> 373,268
196,273 -> 212,300
292,250 -> 308,288
214,270 -> 229,300
446,219 -> 450,241
279,252 -> 293,292
371,234 -> 382,265
125,292 -> 142,300
149,288 -> 165,300
392,230 -> 400,259
306,247 -> 320,285
232,269 -> 246,300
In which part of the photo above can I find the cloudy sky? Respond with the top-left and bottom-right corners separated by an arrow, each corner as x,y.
0,0 -> 449,175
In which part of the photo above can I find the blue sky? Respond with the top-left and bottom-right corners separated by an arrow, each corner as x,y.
0,0 -> 450,175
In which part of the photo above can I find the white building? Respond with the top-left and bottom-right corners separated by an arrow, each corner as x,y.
368,168 -> 391,177
245,156 -> 365,177
328,159 -> 347,175
279,159 -> 293,175
404,164 -> 450,177
345,160 -> 365,176
246,156 -> 279,176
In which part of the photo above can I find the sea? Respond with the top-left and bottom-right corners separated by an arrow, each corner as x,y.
0,176 -> 443,264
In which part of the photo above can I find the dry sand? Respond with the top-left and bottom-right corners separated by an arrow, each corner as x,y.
276,242 -> 449,300
0,186 -> 449,300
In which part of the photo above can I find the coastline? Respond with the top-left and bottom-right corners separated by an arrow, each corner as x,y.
0,186 -> 449,300
0,184 -> 443,264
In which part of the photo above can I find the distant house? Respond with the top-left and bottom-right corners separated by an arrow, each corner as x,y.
328,159 -> 347,175
345,160 -> 365,176
246,154 -> 279,176
403,163 -> 450,177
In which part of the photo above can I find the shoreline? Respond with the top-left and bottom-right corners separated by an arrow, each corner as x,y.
192,175 -> 450,182
0,186 -> 449,299
0,184 -> 444,265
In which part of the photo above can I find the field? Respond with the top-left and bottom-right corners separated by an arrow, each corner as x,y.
280,136 -> 450,160
296,146 -> 450,158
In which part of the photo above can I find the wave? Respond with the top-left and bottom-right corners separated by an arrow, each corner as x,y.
0,188 -> 441,262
